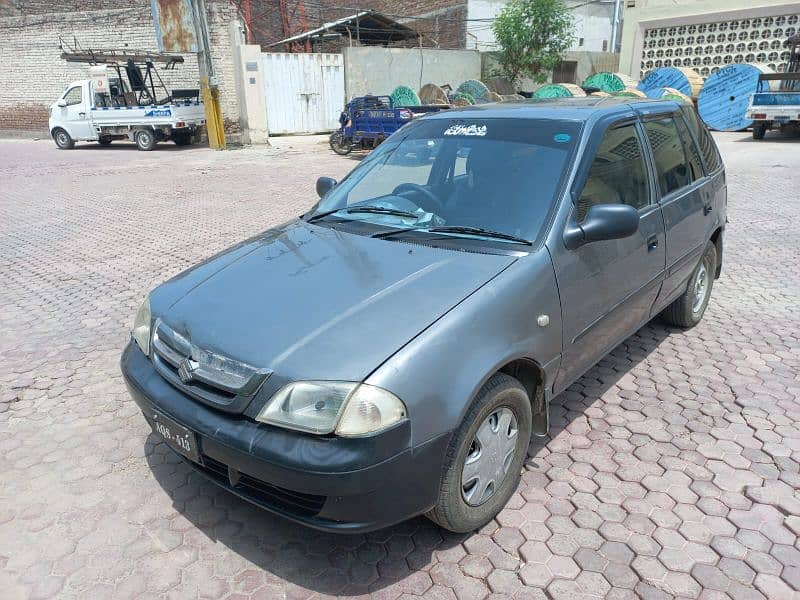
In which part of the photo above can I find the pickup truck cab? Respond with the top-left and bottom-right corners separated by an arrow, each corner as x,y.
49,78 -> 205,150
121,97 -> 726,533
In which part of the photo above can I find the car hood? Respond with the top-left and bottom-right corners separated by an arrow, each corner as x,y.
153,220 -> 516,382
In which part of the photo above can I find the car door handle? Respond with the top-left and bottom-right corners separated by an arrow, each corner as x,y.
79,112 -> 86,117
647,235 -> 659,251
703,203 -> 713,215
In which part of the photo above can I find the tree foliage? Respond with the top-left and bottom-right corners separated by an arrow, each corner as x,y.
491,0 -> 575,86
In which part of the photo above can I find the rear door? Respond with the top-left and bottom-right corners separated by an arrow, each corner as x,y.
639,109 -> 708,307
58,83 -> 95,140
551,117 -> 666,392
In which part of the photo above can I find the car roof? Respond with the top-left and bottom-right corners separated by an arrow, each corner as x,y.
426,97 -> 684,122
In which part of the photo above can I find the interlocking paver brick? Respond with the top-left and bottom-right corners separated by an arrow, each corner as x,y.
1,133 -> 799,599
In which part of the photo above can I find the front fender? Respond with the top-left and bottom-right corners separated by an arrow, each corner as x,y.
365,249 -> 563,446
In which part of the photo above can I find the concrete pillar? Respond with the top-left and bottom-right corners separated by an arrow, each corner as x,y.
230,20 -> 269,145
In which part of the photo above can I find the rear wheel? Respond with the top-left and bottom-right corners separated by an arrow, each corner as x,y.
661,242 -> 717,328
329,131 -> 352,155
135,129 -> 157,151
53,128 -> 74,150
427,373 -> 531,533
173,132 -> 193,146
752,123 -> 766,140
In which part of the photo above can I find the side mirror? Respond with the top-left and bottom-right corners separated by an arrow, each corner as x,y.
56,99 -> 67,107
316,176 -> 337,198
564,203 -> 640,250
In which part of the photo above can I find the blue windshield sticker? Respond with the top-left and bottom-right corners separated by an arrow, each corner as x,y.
554,133 -> 571,143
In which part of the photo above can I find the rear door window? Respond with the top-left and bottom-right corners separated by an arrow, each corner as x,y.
643,117 -> 691,196
576,123 -> 650,222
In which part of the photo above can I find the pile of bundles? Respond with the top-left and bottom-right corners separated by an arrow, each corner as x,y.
389,77 -> 522,109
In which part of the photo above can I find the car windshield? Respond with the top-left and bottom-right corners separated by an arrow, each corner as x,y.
308,117 -> 581,244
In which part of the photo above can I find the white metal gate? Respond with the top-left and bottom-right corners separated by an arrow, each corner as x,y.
261,53 -> 345,135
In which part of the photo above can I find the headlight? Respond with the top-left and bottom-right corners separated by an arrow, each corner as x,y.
132,295 -> 151,356
256,381 -> 406,437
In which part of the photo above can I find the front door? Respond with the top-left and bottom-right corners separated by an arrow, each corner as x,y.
57,84 -> 95,140
550,119 -> 666,392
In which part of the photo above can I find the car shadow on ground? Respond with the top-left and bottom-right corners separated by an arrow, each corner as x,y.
70,143 -> 202,151
733,130 -> 800,142
145,320 -> 677,595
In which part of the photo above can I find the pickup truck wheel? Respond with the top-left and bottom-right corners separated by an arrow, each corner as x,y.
173,132 -> 192,146
661,242 -> 717,328
135,129 -> 157,151
752,124 -> 766,140
427,373 -> 531,533
98,136 -> 113,146
53,128 -> 74,150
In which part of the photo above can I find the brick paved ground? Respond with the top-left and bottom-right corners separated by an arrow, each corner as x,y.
1,133 -> 798,600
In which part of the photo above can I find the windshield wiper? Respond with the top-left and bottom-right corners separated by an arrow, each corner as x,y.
307,205 -> 418,223
345,206 -> 419,218
428,226 -> 531,245
306,207 -> 344,222
376,225 -> 531,245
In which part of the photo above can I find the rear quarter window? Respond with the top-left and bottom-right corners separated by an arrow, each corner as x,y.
680,105 -> 722,173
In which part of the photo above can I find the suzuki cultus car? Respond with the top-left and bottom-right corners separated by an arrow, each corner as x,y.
122,98 -> 726,532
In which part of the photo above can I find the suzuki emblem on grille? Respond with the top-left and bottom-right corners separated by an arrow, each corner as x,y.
177,358 -> 199,384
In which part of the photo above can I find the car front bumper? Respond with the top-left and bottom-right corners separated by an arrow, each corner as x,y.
121,341 -> 449,532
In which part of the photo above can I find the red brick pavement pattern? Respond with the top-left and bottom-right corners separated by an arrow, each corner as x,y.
0,133 -> 798,600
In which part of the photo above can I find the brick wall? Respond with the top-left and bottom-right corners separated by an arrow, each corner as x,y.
248,0 -> 467,50
0,1 -> 241,135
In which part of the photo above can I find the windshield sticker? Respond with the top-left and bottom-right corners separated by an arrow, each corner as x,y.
444,124 -> 487,137
554,133 -> 571,143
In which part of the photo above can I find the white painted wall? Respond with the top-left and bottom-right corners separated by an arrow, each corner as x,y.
343,47 -> 482,100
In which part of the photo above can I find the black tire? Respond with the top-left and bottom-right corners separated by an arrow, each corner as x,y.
752,124 -> 766,140
135,129 -> 157,151
53,128 -> 74,150
98,136 -> 113,146
661,242 -> 717,328
427,373 -> 532,533
173,132 -> 192,146
329,131 -> 352,155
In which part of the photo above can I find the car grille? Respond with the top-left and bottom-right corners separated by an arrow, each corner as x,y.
150,319 -> 271,413
193,454 -> 326,517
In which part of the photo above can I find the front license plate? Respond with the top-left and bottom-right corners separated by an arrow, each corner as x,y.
148,409 -> 200,462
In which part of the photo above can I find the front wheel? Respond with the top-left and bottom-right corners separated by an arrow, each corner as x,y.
329,131 -> 352,155
53,128 -> 74,150
135,129 -> 157,151
427,373 -> 531,533
661,242 -> 717,328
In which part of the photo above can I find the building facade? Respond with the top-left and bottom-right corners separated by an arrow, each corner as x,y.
619,0 -> 800,78
467,0 -> 621,53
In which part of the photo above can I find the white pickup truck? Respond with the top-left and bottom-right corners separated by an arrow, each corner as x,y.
48,78 -> 206,151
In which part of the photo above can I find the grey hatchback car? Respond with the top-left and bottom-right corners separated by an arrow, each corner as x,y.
121,98 -> 726,533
